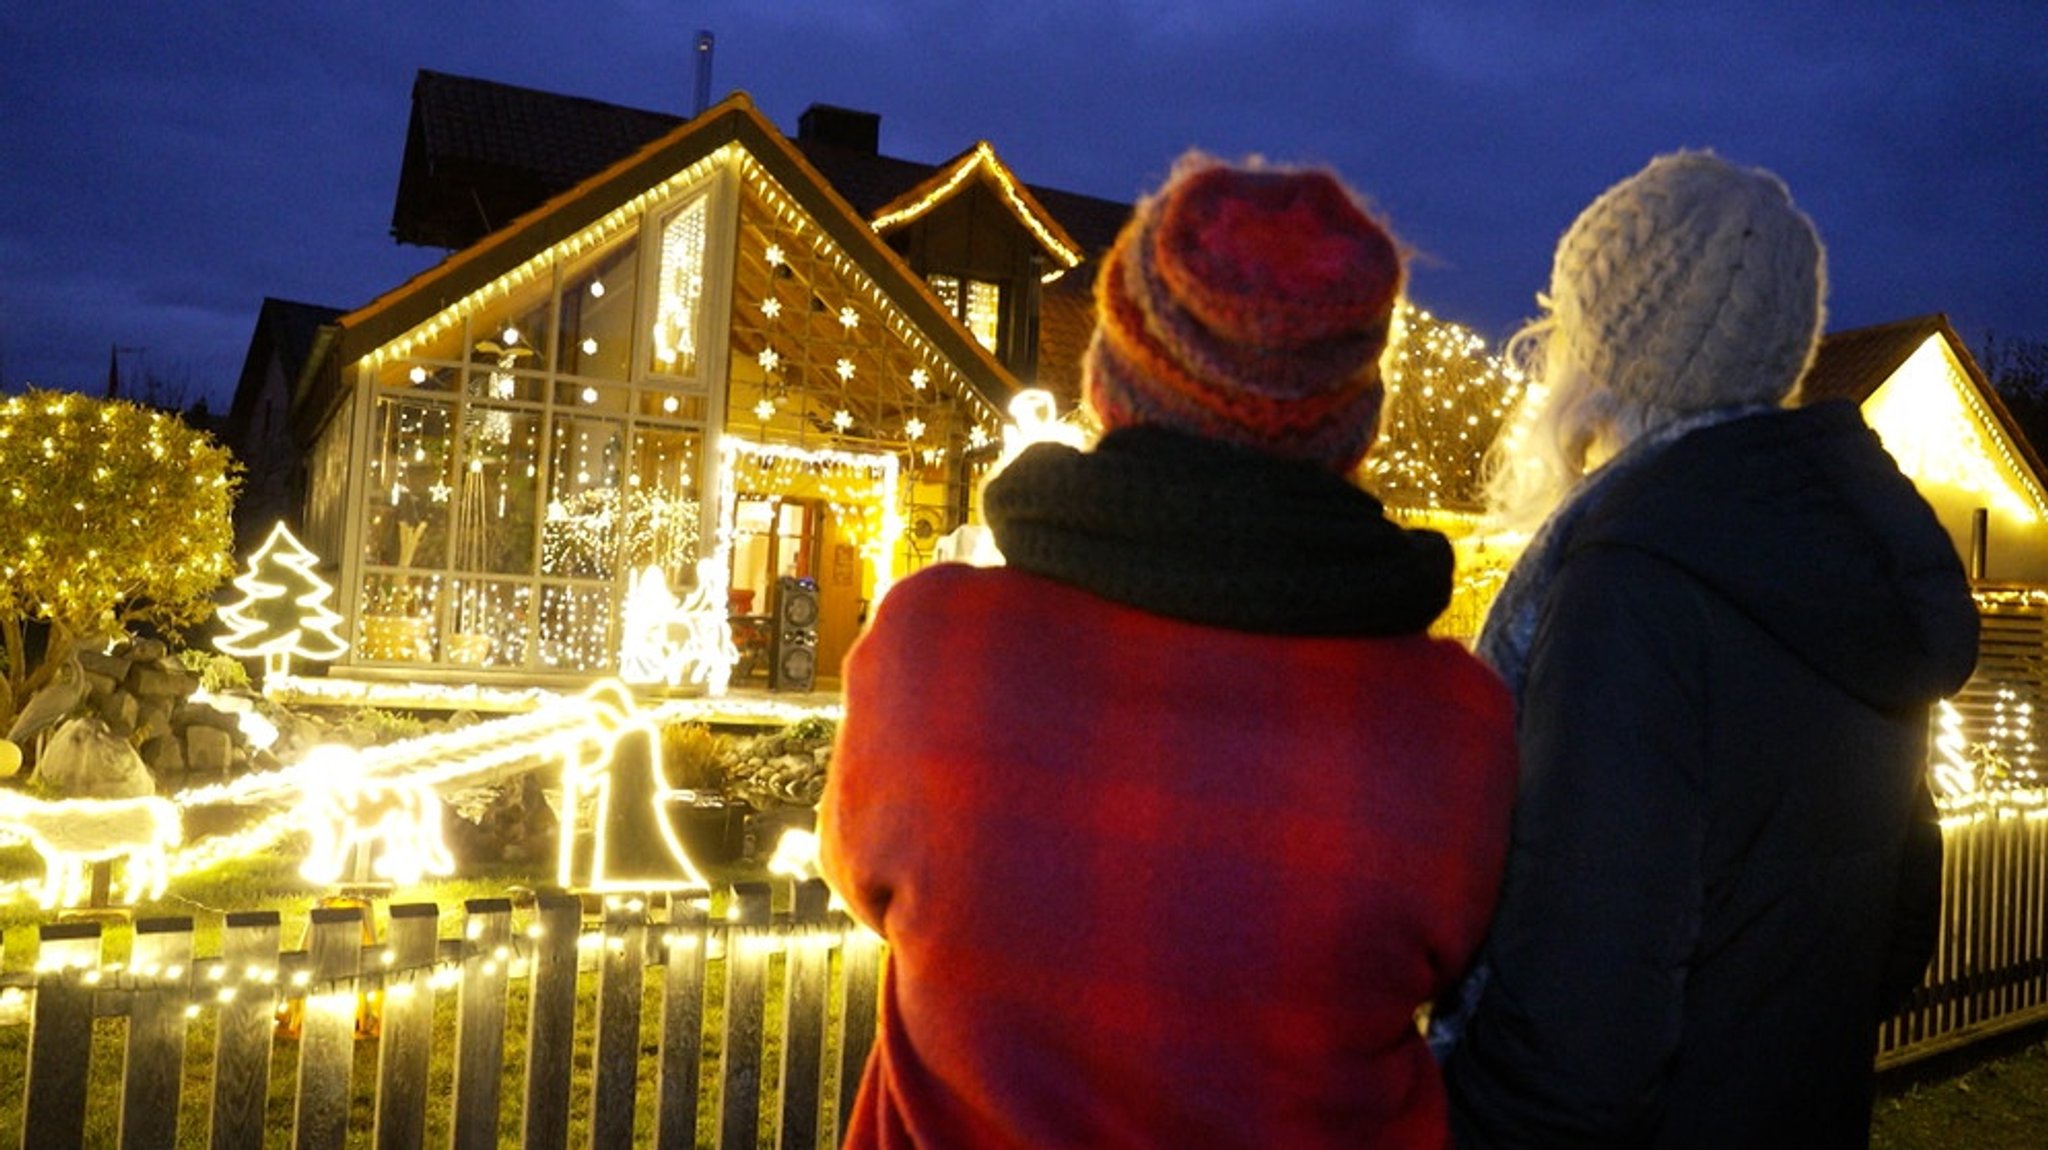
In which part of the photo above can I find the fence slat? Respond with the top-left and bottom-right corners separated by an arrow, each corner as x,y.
120,916 -> 195,1149
450,898 -> 513,1150
294,904 -> 366,1150
718,883 -> 774,1150
655,900 -> 711,1150
23,921 -> 102,1148
210,911 -> 281,1150
374,903 -> 439,1150
777,881 -> 831,1150
592,899 -> 651,1148
521,893 -> 582,1150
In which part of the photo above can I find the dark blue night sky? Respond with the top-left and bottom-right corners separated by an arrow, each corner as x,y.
3,1 -> 2044,410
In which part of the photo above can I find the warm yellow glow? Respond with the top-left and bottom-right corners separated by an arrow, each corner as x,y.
214,522 -> 350,678
554,681 -> 712,892
0,791 -> 182,909
292,745 -> 456,887
618,559 -> 739,694
1862,335 -> 2047,523
765,826 -> 820,881
720,439 -> 903,603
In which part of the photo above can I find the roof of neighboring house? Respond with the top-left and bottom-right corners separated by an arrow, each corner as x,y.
1802,312 -> 2047,482
227,297 -> 343,439
392,70 -> 685,249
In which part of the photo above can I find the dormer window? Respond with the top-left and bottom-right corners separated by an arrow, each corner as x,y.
928,274 -> 1001,353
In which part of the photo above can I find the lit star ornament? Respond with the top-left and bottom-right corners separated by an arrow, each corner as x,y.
905,418 -> 926,441
909,367 -> 929,390
761,297 -> 782,319
838,306 -> 859,330
833,410 -> 854,433
835,358 -> 856,381
428,480 -> 452,503
763,243 -> 784,266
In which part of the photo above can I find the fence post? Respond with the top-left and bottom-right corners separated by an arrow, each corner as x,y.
120,916 -> 195,1149
450,899 -> 513,1150
778,880 -> 832,1150
374,903 -> 439,1150
521,893 -> 582,1150
655,896 -> 711,1150
592,897 -> 651,1147
718,882 -> 773,1149
23,921 -> 102,1147
294,904 -> 366,1149
210,911 -> 281,1150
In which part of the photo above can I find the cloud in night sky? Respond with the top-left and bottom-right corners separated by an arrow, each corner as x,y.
2,0 -> 2043,409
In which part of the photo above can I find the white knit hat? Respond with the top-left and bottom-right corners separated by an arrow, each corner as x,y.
1548,150 -> 1827,412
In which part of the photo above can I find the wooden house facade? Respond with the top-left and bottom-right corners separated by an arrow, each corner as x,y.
278,76 -> 1125,692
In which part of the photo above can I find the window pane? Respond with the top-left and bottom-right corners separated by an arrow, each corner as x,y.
538,583 -> 613,671
543,413 -> 627,580
650,196 -> 710,377
447,578 -> 531,668
621,426 -> 703,584
451,405 -> 542,575
558,238 -> 638,381
469,279 -> 553,375
965,279 -> 1001,352
363,397 -> 454,568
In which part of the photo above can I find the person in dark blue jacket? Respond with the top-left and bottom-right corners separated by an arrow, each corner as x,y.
1442,150 -> 1980,1148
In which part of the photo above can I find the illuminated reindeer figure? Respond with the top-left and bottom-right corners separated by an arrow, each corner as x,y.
293,746 -> 455,887
0,790 -> 182,910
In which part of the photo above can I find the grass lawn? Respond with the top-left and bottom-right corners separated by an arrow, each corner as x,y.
1873,1031 -> 2048,1149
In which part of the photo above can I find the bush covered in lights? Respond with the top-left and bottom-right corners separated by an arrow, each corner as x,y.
0,390 -> 240,714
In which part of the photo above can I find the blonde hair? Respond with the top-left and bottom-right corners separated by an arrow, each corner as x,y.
1479,314 -> 1693,534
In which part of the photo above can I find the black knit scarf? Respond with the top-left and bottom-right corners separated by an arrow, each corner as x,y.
983,426 -> 1453,637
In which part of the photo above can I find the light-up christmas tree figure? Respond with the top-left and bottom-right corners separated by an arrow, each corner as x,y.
215,523 -> 350,677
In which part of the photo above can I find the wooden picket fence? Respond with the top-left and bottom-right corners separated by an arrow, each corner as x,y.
4,879 -> 879,1148
1879,808 -> 2048,1067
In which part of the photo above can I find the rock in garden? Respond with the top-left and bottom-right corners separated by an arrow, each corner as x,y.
37,716 -> 156,798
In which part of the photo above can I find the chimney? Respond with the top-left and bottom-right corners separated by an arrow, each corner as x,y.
797,104 -> 881,153
693,30 -> 715,116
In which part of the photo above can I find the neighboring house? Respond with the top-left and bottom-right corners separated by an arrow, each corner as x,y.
264,73 -> 1130,691
225,297 -> 343,555
1801,312 -> 2048,585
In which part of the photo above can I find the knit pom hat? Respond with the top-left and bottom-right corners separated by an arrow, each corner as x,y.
1548,149 -> 1827,413
1083,151 -> 1403,474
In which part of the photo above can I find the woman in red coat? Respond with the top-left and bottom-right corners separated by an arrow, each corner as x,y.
821,152 -> 1520,1149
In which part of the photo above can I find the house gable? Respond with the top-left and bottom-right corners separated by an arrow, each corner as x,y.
1804,314 -> 2048,581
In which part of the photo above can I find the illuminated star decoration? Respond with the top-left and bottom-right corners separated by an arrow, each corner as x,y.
905,417 -> 926,441
833,410 -> 854,433
428,480 -> 452,503
763,243 -> 784,267
761,297 -> 782,319
838,306 -> 860,330
909,367 -> 929,391
757,347 -> 781,372
835,358 -> 856,382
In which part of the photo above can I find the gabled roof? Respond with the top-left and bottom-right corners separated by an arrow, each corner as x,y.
870,142 -> 1085,272
326,92 -> 1019,420
229,297 -> 342,434
1802,312 -> 2048,485
392,70 -> 683,249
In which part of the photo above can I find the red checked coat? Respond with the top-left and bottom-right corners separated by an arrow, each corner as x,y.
820,557 -> 1517,1149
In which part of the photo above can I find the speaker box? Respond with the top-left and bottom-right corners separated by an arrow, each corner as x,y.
771,576 -> 820,692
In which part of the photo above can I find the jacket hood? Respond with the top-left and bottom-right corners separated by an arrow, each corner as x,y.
1571,401 -> 1979,711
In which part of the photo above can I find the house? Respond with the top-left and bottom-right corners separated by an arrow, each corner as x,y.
225,297 -> 343,556
1800,312 -> 2048,585
265,72 -> 1133,692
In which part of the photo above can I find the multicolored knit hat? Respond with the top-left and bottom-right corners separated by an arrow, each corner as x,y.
1084,151 -> 1403,474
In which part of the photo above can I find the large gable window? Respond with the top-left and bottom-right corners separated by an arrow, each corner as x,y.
927,274 -> 1001,353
